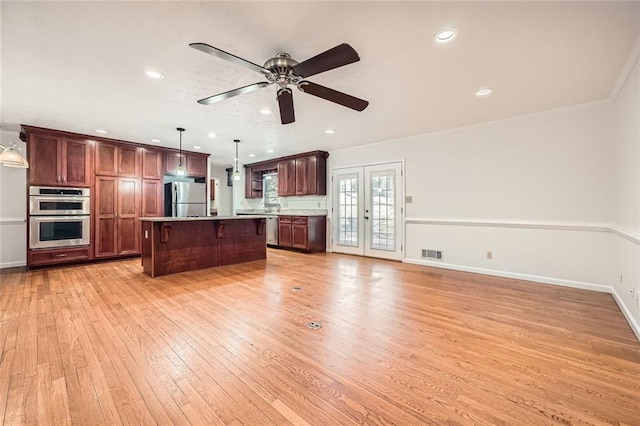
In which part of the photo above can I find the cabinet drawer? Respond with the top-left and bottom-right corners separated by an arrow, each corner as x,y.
279,216 -> 292,224
292,216 -> 308,225
29,246 -> 91,266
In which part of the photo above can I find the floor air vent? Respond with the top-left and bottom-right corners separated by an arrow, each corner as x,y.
422,249 -> 443,260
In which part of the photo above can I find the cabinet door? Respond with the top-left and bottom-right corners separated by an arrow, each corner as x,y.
141,179 -> 163,217
292,224 -> 308,249
142,149 -> 163,179
28,134 -> 61,186
62,139 -> 91,187
295,157 -> 308,195
278,217 -> 293,247
118,146 -> 139,177
306,155 -> 318,195
277,159 -> 296,196
164,152 -> 182,175
118,177 -> 139,255
187,155 -> 207,177
95,176 -> 118,257
95,142 -> 118,176
244,167 -> 253,198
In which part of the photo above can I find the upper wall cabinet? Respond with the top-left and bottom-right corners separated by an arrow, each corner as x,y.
95,142 -> 140,177
141,148 -> 163,179
27,133 -> 92,187
277,159 -> 296,197
165,152 -> 208,177
245,151 -> 328,198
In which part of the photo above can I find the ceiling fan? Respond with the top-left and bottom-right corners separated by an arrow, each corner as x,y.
189,42 -> 369,125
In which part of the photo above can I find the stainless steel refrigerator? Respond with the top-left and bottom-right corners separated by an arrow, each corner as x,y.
164,182 -> 207,217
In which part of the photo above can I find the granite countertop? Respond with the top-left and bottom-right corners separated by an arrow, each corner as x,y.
236,209 -> 327,217
139,215 -> 267,222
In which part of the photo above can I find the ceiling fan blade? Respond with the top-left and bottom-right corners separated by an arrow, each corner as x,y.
277,88 -> 295,125
298,81 -> 369,111
291,43 -> 360,78
189,42 -> 273,77
197,82 -> 271,105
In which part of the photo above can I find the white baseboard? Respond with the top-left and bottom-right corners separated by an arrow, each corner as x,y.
404,258 -> 612,293
611,288 -> 640,342
0,260 -> 27,269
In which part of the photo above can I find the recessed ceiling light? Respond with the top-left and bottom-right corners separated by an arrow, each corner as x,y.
249,153 -> 256,158
266,149 -> 274,153
145,70 -> 164,79
193,146 -> 201,150
325,129 -> 335,134
434,29 -> 456,43
260,108 -> 273,115
96,129 -> 108,134
208,132 -> 217,138
475,88 -> 493,97
151,138 -> 160,143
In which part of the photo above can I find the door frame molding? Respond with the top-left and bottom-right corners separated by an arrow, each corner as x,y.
329,159 -> 405,260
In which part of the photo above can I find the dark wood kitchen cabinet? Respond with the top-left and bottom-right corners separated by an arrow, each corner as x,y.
278,215 -> 326,252
95,142 -> 140,177
141,179 -> 163,217
94,176 -> 140,257
165,152 -> 208,177
27,133 -> 92,187
295,152 -> 327,195
277,159 -> 297,196
141,148 -> 163,179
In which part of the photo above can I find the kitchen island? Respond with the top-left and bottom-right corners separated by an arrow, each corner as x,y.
139,215 -> 267,277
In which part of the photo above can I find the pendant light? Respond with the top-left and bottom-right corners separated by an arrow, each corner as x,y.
0,142 -> 29,168
176,127 -> 186,176
233,139 -> 241,181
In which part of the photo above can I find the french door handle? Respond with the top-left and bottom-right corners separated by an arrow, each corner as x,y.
364,216 -> 369,220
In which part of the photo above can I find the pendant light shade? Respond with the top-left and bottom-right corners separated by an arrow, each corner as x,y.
0,143 -> 29,168
176,127 -> 186,176
233,139 -> 241,181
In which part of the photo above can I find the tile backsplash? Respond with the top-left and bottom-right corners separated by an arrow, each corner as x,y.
241,195 -> 327,211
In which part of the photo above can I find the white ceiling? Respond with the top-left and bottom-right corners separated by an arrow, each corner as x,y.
2,2 -> 640,165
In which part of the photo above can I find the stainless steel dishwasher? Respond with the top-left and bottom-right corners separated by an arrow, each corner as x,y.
266,216 -> 278,246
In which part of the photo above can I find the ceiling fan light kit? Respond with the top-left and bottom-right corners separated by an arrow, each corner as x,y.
190,42 -> 369,125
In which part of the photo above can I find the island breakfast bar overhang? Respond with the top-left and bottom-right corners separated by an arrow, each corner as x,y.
139,216 -> 267,277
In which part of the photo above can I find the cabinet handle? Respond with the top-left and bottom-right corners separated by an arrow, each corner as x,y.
54,254 -> 68,258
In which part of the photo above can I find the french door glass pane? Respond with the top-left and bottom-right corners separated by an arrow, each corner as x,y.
337,176 -> 358,246
370,171 -> 395,250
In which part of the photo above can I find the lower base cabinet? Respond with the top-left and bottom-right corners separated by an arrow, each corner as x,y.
278,215 -> 326,252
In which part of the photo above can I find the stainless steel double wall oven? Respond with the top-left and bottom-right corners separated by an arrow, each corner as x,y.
29,186 -> 90,249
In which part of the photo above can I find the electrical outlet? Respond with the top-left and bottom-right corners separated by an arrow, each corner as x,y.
486,251 -> 493,260
317,202 -> 321,208
405,196 -> 413,203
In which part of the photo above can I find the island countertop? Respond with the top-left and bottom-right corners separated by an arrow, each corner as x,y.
139,215 -> 267,222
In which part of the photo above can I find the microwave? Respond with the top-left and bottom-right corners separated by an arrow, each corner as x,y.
29,186 -> 91,216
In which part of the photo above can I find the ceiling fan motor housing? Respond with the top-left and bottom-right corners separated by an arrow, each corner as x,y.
264,53 -> 299,87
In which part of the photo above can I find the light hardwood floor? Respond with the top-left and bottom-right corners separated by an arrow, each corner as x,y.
1,249 -> 639,425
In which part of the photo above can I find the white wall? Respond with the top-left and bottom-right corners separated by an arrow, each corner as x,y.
611,54 -> 640,335
330,102 -> 615,292
209,164 -> 233,216
0,130 -> 28,268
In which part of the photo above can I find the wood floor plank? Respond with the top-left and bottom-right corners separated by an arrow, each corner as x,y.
1,250 -> 640,425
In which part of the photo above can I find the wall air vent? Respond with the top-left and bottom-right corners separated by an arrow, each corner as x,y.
422,249 -> 443,260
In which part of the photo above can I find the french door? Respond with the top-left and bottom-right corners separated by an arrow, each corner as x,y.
331,162 -> 403,261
